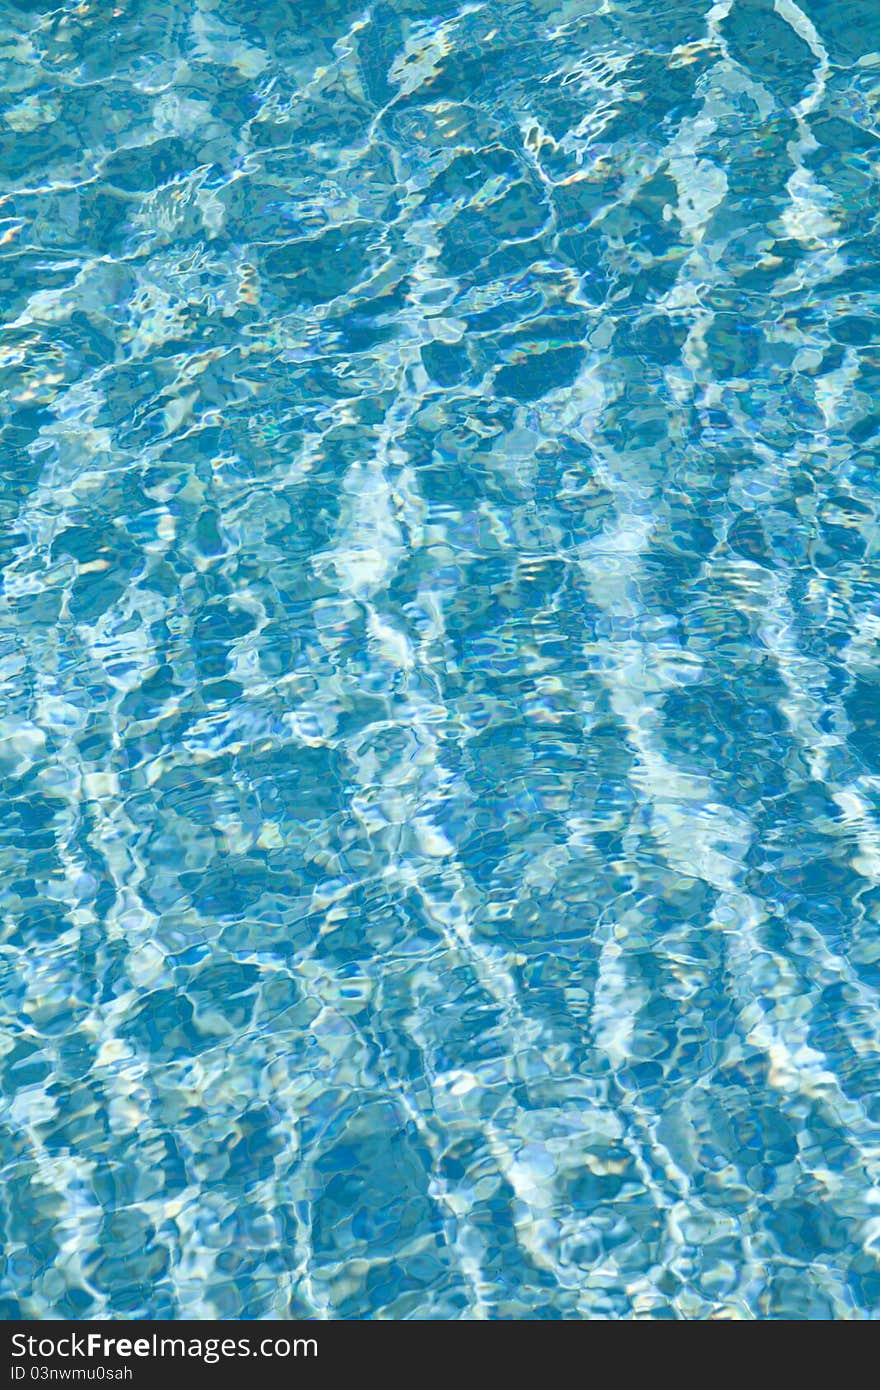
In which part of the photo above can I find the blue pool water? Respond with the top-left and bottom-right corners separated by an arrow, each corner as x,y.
1,0 -> 880,1321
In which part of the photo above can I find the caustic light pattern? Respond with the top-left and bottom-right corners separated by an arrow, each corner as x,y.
2,0 -> 880,1320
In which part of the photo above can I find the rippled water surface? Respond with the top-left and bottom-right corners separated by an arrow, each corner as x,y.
2,0 -> 880,1321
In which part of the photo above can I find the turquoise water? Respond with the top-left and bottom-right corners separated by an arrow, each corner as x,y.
1,0 -> 880,1322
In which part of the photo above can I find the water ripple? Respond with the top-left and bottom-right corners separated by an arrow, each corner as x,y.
1,0 -> 880,1320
